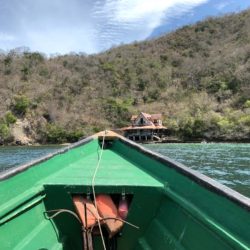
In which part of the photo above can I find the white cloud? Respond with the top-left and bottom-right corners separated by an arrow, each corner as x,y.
0,0 -> 208,54
92,0 -> 208,51
110,0 -> 206,23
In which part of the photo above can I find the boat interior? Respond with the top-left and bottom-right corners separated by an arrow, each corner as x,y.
0,134 -> 249,250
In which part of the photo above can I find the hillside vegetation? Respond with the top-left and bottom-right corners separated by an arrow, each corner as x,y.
0,10 -> 250,144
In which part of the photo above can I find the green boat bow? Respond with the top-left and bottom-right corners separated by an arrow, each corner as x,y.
0,131 -> 249,250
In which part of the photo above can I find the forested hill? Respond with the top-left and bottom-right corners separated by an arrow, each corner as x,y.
0,9 -> 250,144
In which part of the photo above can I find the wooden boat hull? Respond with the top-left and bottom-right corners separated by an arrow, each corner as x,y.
0,131 -> 249,249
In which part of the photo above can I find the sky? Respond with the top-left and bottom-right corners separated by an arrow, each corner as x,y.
0,0 -> 250,55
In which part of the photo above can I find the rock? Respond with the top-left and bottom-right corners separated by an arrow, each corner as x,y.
10,118 -> 34,145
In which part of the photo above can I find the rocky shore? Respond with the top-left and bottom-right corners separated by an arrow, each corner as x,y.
1,119 -> 249,146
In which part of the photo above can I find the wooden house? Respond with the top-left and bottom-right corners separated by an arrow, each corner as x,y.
121,112 -> 169,142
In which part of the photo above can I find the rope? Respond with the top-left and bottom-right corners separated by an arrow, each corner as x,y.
44,209 -> 81,223
90,217 -> 140,232
91,131 -> 107,250
45,131 -> 139,249
45,208 -> 139,230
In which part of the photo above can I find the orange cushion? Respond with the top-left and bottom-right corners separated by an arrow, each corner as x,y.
96,194 -> 123,236
73,196 -> 100,228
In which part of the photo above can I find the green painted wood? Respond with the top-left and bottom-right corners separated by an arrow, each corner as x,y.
0,201 -> 62,250
43,143 -> 163,187
0,137 -> 249,250
113,139 -> 250,250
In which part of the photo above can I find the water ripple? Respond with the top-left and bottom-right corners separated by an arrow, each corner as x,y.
0,143 -> 249,197
145,143 -> 250,197
0,146 -> 63,172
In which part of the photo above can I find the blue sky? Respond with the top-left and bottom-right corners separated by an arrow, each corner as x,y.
0,0 -> 249,55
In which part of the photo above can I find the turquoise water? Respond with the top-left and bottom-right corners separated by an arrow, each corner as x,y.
0,146 -> 63,172
0,143 -> 249,197
145,143 -> 250,197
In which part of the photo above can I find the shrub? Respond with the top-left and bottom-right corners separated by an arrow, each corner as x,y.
21,66 -> 30,80
4,56 -> 12,66
0,123 -> 9,137
45,124 -> 67,143
238,115 -> 250,126
39,67 -> 49,77
192,117 -> 207,137
165,119 -> 179,133
66,130 -> 84,142
101,62 -> 115,72
24,52 -> 44,65
103,98 -> 131,127
5,111 -> 17,125
44,124 -> 84,143
0,122 -> 11,143
179,116 -> 194,138
177,114 -> 208,138
244,100 -> 250,108
11,95 -> 30,115
148,89 -> 160,102
217,118 -> 234,133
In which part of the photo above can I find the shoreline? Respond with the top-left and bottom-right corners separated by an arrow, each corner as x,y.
1,139 -> 250,147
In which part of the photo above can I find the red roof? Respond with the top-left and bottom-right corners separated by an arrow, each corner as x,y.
121,125 -> 166,131
130,112 -> 162,121
150,114 -> 162,120
141,112 -> 151,118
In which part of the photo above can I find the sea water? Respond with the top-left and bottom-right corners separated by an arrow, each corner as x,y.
0,143 -> 249,197
145,143 -> 250,197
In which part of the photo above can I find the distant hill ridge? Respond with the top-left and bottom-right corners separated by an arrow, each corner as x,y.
0,9 -> 250,144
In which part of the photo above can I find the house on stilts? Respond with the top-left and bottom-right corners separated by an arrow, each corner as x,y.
121,112 -> 169,142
